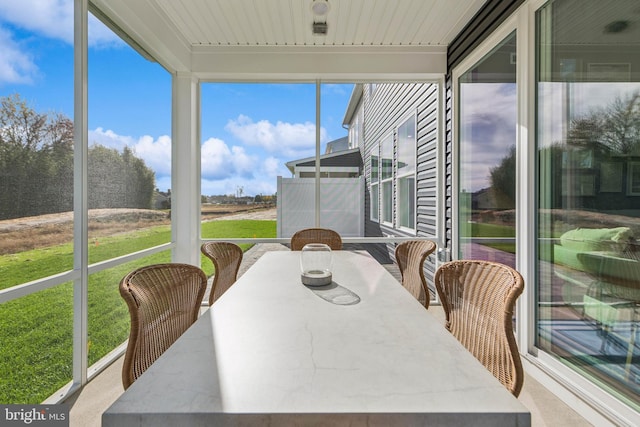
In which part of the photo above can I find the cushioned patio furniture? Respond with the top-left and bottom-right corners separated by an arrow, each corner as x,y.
552,227 -> 640,336
119,263 -> 207,389
434,260 -> 525,396
201,241 -> 243,305
553,227 -> 635,276
290,228 -> 343,251
394,240 -> 437,308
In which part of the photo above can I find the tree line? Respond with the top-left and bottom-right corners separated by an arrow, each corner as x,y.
489,90 -> 640,208
0,94 -> 156,220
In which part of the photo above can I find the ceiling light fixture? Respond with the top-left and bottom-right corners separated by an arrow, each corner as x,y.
313,22 -> 328,36
604,20 -> 629,33
311,0 -> 330,36
311,0 -> 330,16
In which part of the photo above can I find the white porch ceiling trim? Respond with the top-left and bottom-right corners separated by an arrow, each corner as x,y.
191,45 -> 447,81
90,0 -> 192,70
90,0 -> 486,80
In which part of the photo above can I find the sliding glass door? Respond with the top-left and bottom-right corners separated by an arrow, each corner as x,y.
457,32 -> 517,268
536,0 -> 640,410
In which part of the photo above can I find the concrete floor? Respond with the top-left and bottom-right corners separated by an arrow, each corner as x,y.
66,243 -> 594,427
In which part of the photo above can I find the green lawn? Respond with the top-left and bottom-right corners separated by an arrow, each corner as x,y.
0,219 -> 276,404
464,222 -> 516,253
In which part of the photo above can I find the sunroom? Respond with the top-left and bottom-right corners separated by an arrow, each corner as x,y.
1,0 -> 639,425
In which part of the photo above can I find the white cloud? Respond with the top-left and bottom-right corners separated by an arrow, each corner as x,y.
225,114 -> 326,158
87,128 -> 284,195
230,146 -> 255,177
133,134 -> 172,176
0,26 -> 38,85
201,137 -> 234,180
242,156 -> 288,196
212,114 -> 344,195
201,150 -> 288,197
201,137 -> 263,181
89,127 -> 136,151
459,82 -> 517,192
0,0 -> 74,43
262,156 -> 282,177
89,127 -> 171,179
203,136 -> 281,181
0,1 -> 123,86
0,0 -> 121,47
247,156 -> 290,196
87,16 -> 124,48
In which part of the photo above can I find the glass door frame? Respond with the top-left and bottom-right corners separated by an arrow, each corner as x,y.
452,0 -> 639,423
451,13 -> 528,345
528,0 -> 640,423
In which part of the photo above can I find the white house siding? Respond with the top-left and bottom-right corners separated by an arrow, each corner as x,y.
359,82 -> 439,277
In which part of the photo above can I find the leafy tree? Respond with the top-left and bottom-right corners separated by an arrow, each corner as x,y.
489,145 -> 516,208
568,90 -> 640,154
489,92 -> 640,212
0,94 -> 74,218
87,145 -> 155,209
0,94 -> 156,220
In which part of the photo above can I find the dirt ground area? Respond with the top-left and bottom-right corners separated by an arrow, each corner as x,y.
0,205 -> 276,255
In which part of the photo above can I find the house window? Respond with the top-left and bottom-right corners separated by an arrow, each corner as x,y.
627,162 -> 640,195
356,106 -> 364,148
349,105 -> 363,149
396,115 -> 416,230
370,148 -> 379,222
347,93 -> 364,150
380,134 -> 394,224
349,113 -> 358,149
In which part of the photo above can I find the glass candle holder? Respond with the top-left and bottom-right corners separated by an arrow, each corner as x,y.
300,243 -> 333,286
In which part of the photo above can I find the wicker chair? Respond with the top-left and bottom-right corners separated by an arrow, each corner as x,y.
290,228 -> 343,250
201,241 -> 243,305
394,240 -> 437,308
119,263 -> 207,389
433,260 -> 525,396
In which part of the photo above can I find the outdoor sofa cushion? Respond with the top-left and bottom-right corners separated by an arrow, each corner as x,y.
554,226 -> 636,279
559,226 -> 633,253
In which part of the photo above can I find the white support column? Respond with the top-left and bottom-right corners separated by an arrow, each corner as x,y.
315,80 -> 321,227
172,73 -> 201,265
72,0 -> 89,388
516,2 -> 535,355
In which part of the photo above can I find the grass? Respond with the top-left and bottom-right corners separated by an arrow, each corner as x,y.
462,222 -> 516,254
0,219 -> 276,404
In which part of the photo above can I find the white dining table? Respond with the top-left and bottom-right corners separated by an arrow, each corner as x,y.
103,250 -> 530,426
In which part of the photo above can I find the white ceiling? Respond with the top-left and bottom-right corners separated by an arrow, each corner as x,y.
553,0 -> 640,45
90,0 -> 487,80
153,0 -> 480,48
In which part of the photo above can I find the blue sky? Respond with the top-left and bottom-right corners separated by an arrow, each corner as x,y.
0,0 -> 352,197
3,2 -> 639,199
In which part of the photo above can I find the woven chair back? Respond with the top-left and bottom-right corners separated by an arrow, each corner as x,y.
290,228 -> 343,251
201,241 -> 243,305
434,260 -> 525,396
395,240 -> 437,308
119,263 -> 207,389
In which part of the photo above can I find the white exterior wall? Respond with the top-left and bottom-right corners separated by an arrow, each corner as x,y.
277,177 -> 364,238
